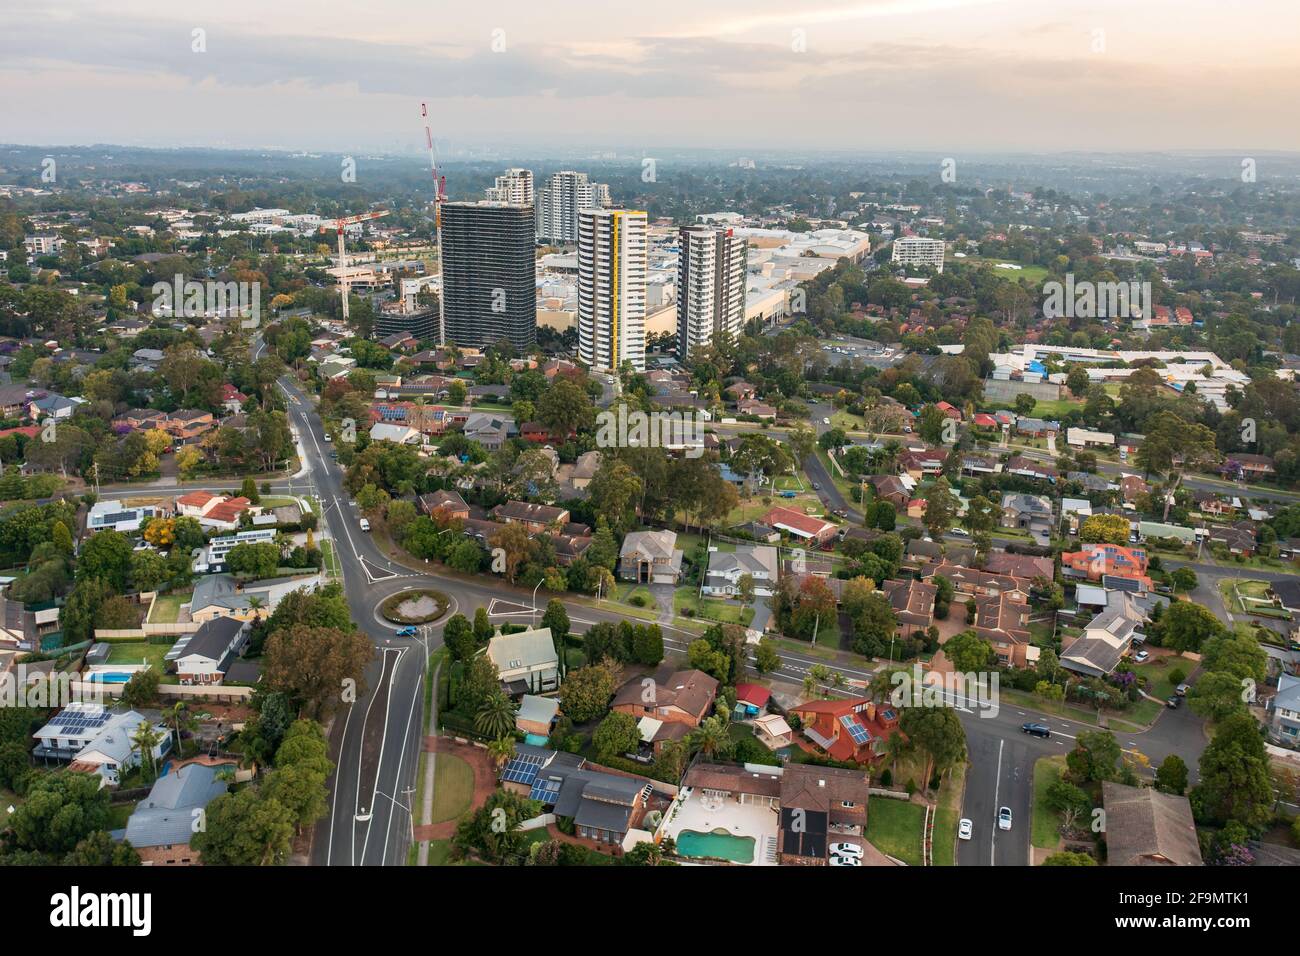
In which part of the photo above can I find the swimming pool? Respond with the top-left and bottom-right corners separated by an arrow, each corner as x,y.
675,828 -> 755,864
88,672 -> 132,683
523,733 -> 549,747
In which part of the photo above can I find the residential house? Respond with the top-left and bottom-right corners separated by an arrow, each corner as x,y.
219,384 -> 247,414
777,763 -> 872,866
787,697 -> 899,766
614,666 -> 718,728
87,499 -> 160,533
759,507 -> 838,547
189,573 -> 319,624
1001,493 -> 1053,533
702,545 -> 779,597
982,551 -> 1054,581
868,475 -> 910,509
172,617 -> 250,685
1228,453 -> 1275,480
1207,524 -> 1256,557
1267,673 -> 1300,746
1061,543 -> 1151,589
1119,474 -> 1150,504
492,500 -> 570,533
897,447 -> 948,478
499,744 -> 655,848
123,762 -> 230,865
462,413 -> 515,451
33,703 -> 171,786
883,578 -> 938,635
417,489 -> 470,521
973,591 -> 1035,667
485,627 -> 561,695
1060,593 -> 1146,677
176,491 -> 254,531
1004,456 -> 1056,483
619,529 -> 683,583
1101,782 -> 1203,866
926,562 -> 1030,599
162,409 -> 216,444
904,538 -> 943,567
369,422 -> 422,445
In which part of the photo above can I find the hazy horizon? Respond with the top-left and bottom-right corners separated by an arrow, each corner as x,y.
3,0 -> 1299,155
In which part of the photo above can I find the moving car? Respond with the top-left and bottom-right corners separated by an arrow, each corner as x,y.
811,482 -> 821,491
323,433 -> 332,442
822,418 -> 831,425
828,855 -> 860,866
949,527 -> 969,537
359,517 -> 371,532
829,842 -> 863,859
1021,722 -> 1050,738
958,818 -> 973,841
394,626 -> 418,637
997,807 -> 1012,831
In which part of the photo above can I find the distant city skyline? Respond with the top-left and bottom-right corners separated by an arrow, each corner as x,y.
3,1 -> 1299,154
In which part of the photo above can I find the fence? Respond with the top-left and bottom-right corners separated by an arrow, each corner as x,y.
69,680 -> 254,703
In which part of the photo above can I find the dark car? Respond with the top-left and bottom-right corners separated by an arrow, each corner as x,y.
1021,722 -> 1050,738
1166,695 -> 1182,709
812,482 -> 821,491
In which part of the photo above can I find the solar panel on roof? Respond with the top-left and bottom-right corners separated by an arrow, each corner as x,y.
840,714 -> 870,745
500,752 -> 545,786
529,777 -> 562,803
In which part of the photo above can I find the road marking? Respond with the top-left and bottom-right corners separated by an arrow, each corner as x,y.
990,738 -> 1004,866
359,645 -> 406,865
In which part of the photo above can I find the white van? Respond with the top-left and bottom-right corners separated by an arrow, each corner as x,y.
359,517 -> 371,532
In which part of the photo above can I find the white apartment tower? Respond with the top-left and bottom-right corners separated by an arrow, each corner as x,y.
485,168 -> 534,205
677,225 -> 748,360
890,236 -> 946,272
578,209 -> 647,373
536,170 -> 611,244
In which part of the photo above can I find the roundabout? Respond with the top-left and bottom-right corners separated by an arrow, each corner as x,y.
377,588 -> 453,628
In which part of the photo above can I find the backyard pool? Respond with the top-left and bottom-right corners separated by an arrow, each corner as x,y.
523,733 -> 549,747
675,828 -> 755,864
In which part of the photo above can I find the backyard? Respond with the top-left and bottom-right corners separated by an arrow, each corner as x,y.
865,797 -> 926,866
148,591 -> 188,624
674,587 -> 755,626
105,642 -> 171,670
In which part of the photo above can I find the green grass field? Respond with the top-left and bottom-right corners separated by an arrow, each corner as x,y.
674,588 -> 755,626
932,764 -> 965,867
106,643 -> 170,669
148,592 -> 187,623
430,754 -> 475,824
865,797 -> 926,866
1031,756 -> 1067,851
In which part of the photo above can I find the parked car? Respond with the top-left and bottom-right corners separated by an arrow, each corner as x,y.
323,433 -> 332,442
1166,695 -> 1182,709
828,855 -> 860,866
1021,722 -> 1050,738
394,626 -> 417,637
1134,650 -> 1150,663
997,807 -> 1013,831
958,818 -> 973,841
949,528 -> 969,537
359,517 -> 371,532
1176,683 -> 1190,697
822,418 -> 831,425
829,842 -> 863,859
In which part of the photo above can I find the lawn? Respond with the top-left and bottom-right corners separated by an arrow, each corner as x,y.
1031,755 -> 1067,851
674,588 -> 755,626
932,763 -> 965,867
148,592 -> 187,624
430,754 -> 475,825
865,797 -> 926,866
1132,657 -> 1191,699
1028,397 -> 1084,419
105,642 -> 170,669
107,800 -> 138,831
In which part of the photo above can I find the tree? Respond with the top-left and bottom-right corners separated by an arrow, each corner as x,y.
63,830 -> 141,867
897,706 -> 966,785
1190,713 -> 1273,828
1079,514 -> 1130,545
7,771 -> 111,855
262,625 -> 373,721
923,476 -> 958,539
192,787 -> 295,866
1200,630 -> 1268,683
1155,754 -> 1189,796
1042,851 -> 1096,866
130,548 -> 170,593
754,638 -> 781,675
119,667 -> 160,709
737,573 -> 755,607
1188,670 -> 1250,722
592,711 -> 639,761
1065,730 -> 1124,784
474,692 -> 517,739
442,613 -> 476,661
944,630 -> 996,673
1161,600 -> 1225,653
473,606 -> 495,645
452,789 -> 540,864
559,661 -> 619,723
1170,567 -> 1198,592
131,719 -> 164,783
76,529 -> 133,590
688,712 -> 734,760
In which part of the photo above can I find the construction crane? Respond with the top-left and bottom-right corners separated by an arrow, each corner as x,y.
420,101 -> 448,345
320,209 -> 389,324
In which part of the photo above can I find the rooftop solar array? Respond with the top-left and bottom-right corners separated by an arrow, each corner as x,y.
55,711 -> 111,734
501,752 -> 545,786
528,777 -> 562,803
840,714 -> 871,745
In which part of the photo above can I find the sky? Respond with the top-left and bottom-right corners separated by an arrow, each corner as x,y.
2,0 -> 1298,156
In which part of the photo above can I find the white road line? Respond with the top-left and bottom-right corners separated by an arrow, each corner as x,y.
360,646 -> 407,865
990,738 -> 1004,866
382,647 -> 424,865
